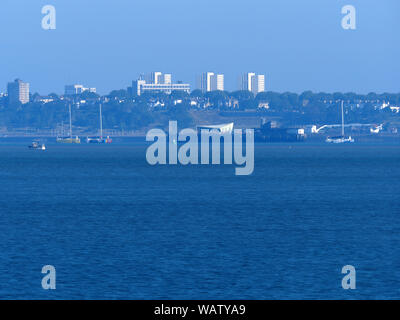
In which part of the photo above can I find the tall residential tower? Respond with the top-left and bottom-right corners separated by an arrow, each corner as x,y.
199,72 -> 224,92
240,73 -> 265,96
7,79 -> 30,104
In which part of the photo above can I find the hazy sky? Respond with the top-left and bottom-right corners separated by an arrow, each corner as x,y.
0,0 -> 399,94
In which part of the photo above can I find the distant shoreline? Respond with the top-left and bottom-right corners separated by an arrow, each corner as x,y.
0,133 -> 399,143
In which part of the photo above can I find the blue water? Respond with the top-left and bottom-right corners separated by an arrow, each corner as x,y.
0,138 -> 399,299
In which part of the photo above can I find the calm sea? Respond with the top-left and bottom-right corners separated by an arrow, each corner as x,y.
0,137 -> 399,299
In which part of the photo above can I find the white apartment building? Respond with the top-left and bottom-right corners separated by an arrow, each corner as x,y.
145,72 -> 173,85
241,73 -> 266,95
163,73 -> 172,84
199,72 -> 225,92
213,74 -> 224,91
7,79 -> 30,104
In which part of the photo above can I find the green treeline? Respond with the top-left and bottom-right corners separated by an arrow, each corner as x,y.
0,90 -> 399,130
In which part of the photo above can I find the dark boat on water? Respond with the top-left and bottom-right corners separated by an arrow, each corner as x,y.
28,141 -> 46,150
255,121 -> 306,142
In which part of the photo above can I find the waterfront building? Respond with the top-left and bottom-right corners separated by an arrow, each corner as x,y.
7,79 -> 30,104
197,122 -> 234,134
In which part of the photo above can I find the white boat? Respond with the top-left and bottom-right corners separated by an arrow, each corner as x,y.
370,124 -> 383,134
326,136 -> 354,143
326,101 -> 354,144
29,141 -> 46,150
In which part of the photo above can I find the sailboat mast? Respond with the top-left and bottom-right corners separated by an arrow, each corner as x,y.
341,100 -> 345,136
69,104 -> 73,138
99,103 -> 103,139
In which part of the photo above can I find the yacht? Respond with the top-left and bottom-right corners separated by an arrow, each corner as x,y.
86,104 -> 112,144
57,104 -> 81,144
326,101 -> 354,144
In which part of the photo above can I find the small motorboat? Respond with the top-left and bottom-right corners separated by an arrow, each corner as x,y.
29,141 -> 46,150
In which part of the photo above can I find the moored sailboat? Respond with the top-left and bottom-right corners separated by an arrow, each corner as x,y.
86,104 -> 112,144
326,101 -> 354,144
57,104 -> 81,144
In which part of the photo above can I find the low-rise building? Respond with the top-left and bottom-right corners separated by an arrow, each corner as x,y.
65,84 -> 96,95
132,74 -> 190,96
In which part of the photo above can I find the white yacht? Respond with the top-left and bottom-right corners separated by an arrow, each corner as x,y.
86,104 -> 112,144
326,101 -> 354,144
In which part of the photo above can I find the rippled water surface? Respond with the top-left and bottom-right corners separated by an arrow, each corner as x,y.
0,138 -> 399,299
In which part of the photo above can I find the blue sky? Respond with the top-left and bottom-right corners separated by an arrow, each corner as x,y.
0,0 -> 399,94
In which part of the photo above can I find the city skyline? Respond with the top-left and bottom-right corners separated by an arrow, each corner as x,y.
0,0 -> 398,95
4,69 -> 400,100
5,71 -> 270,98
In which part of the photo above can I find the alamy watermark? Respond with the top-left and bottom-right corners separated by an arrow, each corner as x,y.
39,4 -> 356,30
39,5 -> 356,31
341,5 -> 356,30
41,265 -> 56,290
341,265 -> 356,290
146,121 -> 254,176
41,5 -> 56,30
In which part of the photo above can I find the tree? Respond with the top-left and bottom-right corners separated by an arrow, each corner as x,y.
366,92 -> 378,101
333,92 -> 345,101
108,89 -> 127,99
79,91 -> 100,100
190,89 -> 203,98
299,91 -> 313,103
230,90 -> 254,101
170,90 -> 189,100
257,92 -> 282,110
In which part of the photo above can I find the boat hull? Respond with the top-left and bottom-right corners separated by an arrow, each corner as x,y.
86,136 -> 112,144
57,137 -> 81,144
28,142 -> 46,150
326,136 -> 354,143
